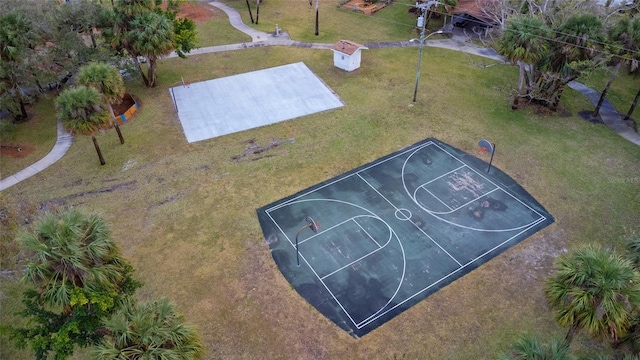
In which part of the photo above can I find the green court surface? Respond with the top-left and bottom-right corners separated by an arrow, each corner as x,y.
256,138 -> 554,337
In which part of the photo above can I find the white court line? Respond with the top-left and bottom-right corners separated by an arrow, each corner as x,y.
265,141 -> 438,213
422,164 -> 467,186
266,198 -> 407,327
298,217 -> 353,245
355,215 -> 548,329
428,142 -> 546,219
403,143 -> 547,231
264,140 -> 549,330
354,218 -> 382,248
422,186 -> 500,215
423,187 -> 453,210
320,238 -> 390,280
357,174 -> 462,266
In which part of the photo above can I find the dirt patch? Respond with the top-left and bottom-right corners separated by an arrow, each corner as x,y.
577,110 -> 604,124
231,138 -> 293,162
0,144 -> 35,158
515,99 -> 572,117
340,0 -> 390,15
39,181 -> 137,211
147,192 -> 185,209
177,2 -> 214,23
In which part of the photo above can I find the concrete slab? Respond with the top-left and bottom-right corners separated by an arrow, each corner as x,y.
170,62 -> 344,143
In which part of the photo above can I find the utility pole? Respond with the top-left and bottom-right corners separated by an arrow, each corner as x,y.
315,0 -> 319,36
412,1 -> 443,102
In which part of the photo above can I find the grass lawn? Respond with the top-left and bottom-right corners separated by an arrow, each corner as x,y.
1,2 -> 640,359
0,100 -> 58,176
195,3 -> 252,46
223,0 -> 431,43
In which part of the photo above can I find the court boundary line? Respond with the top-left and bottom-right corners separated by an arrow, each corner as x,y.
357,173 -> 463,267
416,185 -> 500,214
402,143 -> 548,232
355,218 -> 383,248
266,198 -> 407,327
265,140 -> 441,213
427,142 -> 547,219
263,139 -> 552,331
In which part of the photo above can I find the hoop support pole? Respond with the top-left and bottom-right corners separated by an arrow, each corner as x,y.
487,143 -> 495,174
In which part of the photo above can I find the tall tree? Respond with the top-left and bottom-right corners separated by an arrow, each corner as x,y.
102,0 -> 195,87
58,0 -> 105,50
499,13 -> 606,110
540,14 -> 605,110
593,17 -> 640,117
498,16 -> 552,109
128,11 -> 175,87
544,245 -> 640,346
623,86 -> 640,124
102,0 -> 155,84
2,209 -> 140,360
156,0 -> 198,59
245,0 -> 254,24
0,12 -> 36,121
93,297 -> 205,359
77,62 -> 126,144
56,85 -> 112,165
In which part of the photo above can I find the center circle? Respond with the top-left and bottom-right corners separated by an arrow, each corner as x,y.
395,208 -> 412,221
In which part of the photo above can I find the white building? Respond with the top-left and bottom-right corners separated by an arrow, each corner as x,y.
331,40 -> 368,72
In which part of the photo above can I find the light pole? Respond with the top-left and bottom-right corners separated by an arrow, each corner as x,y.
412,28 -> 443,102
411,0 -> 444,102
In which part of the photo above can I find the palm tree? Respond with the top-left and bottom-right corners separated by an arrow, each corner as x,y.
544,245 -> 640,346
625,233 -> 640,268
128,11 -> 175,87
498,334 -> 572,360
623,86 -> 640,124
94,297 -> 205,360
498,16 -> 552,109
540,14 -> 605,110
9,208 -> 140,359
19,208 -> 130,311
77,62 -> 126,144
102,0 -> 154,84
56,85 -> 111,165
245,0 -> 254,24
593,17 -> 640,117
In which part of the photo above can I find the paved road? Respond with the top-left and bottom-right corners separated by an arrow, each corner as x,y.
1,2 -> 638,191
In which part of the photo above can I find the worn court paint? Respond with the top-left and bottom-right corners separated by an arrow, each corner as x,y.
257,138 -> 554,337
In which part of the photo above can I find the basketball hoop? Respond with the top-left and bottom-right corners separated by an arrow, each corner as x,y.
477,139 -> 496,174
295,216 -> 320,267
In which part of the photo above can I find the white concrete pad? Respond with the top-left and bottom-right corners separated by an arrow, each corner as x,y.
170,62 -> 344,143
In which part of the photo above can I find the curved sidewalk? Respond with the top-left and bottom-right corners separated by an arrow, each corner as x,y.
2,3 -> 638,191
0,121 -> 73,191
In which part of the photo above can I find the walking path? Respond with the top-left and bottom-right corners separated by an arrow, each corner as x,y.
568,81 -> 640,145
1,1 -> 638,191
1,121 -> 73,191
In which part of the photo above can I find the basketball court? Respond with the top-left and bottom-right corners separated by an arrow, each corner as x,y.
256,138 -> 554,337
169,62 -> 344,143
